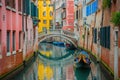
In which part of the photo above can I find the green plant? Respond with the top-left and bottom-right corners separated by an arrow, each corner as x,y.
102,0 -> 111,9
111,12 -> 120,27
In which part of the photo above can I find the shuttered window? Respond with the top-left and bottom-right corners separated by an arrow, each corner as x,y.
18,0 -> 22,11
5,0 -> 15,9
94,28 -> 97,43
86,0 -> 98,16
13,31 -> 16,51
7,31 -> 10,52
23,0 -> 30,15
31,2 -> 38,17
100,26 -> 110,49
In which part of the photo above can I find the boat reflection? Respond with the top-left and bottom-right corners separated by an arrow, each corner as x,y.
74,67 -> 91,80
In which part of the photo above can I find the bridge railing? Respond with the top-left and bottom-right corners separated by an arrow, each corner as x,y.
38,29 -> 75,39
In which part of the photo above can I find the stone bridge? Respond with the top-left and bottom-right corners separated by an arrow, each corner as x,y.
38,29 -> 78,48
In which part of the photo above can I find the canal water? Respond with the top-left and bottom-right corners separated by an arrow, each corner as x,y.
10,42 -> 109,80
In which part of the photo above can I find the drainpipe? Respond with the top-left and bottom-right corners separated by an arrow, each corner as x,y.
114,27 -> 119,80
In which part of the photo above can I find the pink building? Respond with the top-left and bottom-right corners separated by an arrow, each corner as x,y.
0,0 -> 38,77
62,0 -> 74,32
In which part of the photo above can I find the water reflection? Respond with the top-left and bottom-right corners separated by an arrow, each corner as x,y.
38,63 -> 53,80
74,67 -> 91,80
10,43 -> 109,80
38,43 -> 72,59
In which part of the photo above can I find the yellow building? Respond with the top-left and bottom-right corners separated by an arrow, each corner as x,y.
38,0 -> 53,32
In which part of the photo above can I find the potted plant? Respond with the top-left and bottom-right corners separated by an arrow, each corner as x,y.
111,11 -> 120,30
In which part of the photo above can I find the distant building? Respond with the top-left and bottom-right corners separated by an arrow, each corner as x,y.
62,0 -> 74,32
38,0 -> 53,32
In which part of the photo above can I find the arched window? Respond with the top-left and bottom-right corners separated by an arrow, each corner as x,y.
43,1 -> 46,7
43,11 -> 46,16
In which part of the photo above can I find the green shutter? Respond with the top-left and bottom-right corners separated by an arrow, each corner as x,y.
26,0 -> 30,15
106,26 -> 110,49
31,2 -> 34,17
94,28 -> 97,43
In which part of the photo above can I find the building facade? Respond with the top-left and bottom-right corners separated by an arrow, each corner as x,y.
0,0 -> 38,77
38,0 -> 53,32
62,0 -> 74,32
76,0 -> 120,79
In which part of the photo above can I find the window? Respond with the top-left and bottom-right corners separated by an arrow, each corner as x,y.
13,31 -> 16,51
62,11 -> 66,19
43,11 -> 46,16
19,32 -> 22,49
18,0 -> 22,11
50,20 -> 53,26
86,0 -> 98,16
76,10 -> 78,19
11,0 -> 15,9
50,11 -> 53,16
5,0 -> 11,6
7,31 -> 10,52
42,27 -> 47,32
93,28 -> 97,43
5,0 -> 15,9
43,20 -> 47,24
43,1 -> 46,7
100,26 -> 110,49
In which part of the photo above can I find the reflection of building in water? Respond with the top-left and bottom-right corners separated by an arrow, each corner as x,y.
38,63 -> 53,80
66,65 -> 74,80
40,51 -> 52,57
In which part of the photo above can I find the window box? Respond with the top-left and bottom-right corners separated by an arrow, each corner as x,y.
6,52 -> 11,56
18,11 -> 22,15
6,6 -> 12,10
19,49 -> 22,53
12,51 -> 16,55
12,8 -> 16,12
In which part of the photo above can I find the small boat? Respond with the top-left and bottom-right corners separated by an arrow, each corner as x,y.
53,41 -> 65,46
66,43 -> 76,50
74,51 -> 91,68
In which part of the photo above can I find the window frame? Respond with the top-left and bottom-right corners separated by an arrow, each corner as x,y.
43,20 -> 47,24
7,31 -> 10,52
12,31 -> 16,51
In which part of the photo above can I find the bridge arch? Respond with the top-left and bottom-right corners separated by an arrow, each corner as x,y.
38,34 -> 78,48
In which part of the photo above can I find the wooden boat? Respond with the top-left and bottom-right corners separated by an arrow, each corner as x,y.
65,43 -> 76,50
53,42 -> 65,46
74,51 -> 91,68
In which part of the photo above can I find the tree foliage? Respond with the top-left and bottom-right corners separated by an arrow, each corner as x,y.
111,12 -> 120,26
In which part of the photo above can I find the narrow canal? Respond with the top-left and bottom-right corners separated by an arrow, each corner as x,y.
10,42 -> 111,80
